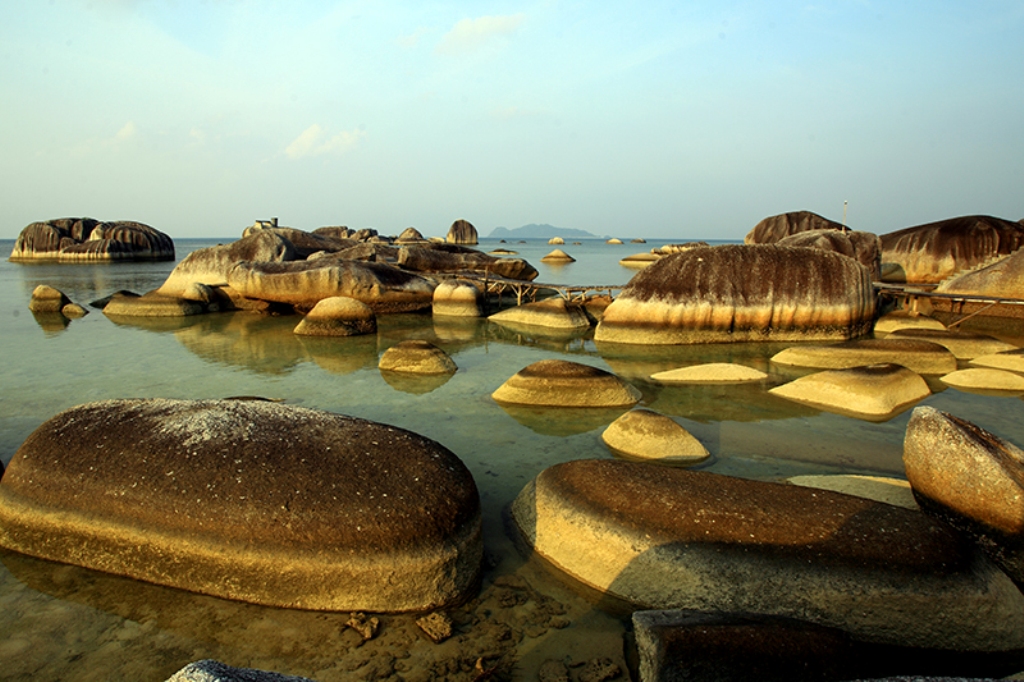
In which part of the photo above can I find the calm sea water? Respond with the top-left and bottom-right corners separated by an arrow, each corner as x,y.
2,236 -> 1024,680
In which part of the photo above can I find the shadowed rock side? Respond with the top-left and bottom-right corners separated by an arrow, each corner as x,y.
511,459 -> 1024,651
398,245 -> 538,281
0,399 -> 482,612
879,215 -> 1024,284
594,244 -> 876,345
936,246 -> 1024,298
904,406 -> 1024,585
158,232 -> 297,297
10,218 -> 175,262
226,259 -> 436,313
744,211 -> 849,244
446,219 -> 478,245
776,229 -> 882,279
241,225 -> 355,259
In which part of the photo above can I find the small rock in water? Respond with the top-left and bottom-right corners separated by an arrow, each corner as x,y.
415,612 -> 454,643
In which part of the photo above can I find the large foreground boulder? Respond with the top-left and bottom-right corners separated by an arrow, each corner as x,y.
879,215 -> 1024,284
10,218 -> 174,262
226,259 -> 436,313
904,406 -> 1024,585
511,459 -> 1024,651
744,210 -> 848,244
0,399 -> 482,612
594,244 -> 876,344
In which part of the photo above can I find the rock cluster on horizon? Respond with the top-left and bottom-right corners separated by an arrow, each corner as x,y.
10,218 -> 175,262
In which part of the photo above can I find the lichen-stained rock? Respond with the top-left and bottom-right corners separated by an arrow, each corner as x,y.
769,363 -> 931,420
744,210 -> 848,244
492,359 -> 641,407
103,292 -> 206,317
650,363 -> 768,383
940,368 -> 1024,393
27,285 -> 72,313
885,328 -> 1018,360
293,296 -> 377,337
432,280 -> 485,317
158,231 -> 297,297
511,459 -> 1024,651
776,229 -> 882,279
379,340 -> 457,374
446,219 -> 478,245
601,409 -> 709,464
0,399 -> 482,612
489,298 -> 591,330
935,246 -> 1024,298
904,407 -> 1024,586
771,338 -> 958,374
398,245 -> 538,281
879,215 -> 1024,284
10,218 -> 174,262
594,244 -> 876,345
226,259 -> 436,313
240,225 -> 353,259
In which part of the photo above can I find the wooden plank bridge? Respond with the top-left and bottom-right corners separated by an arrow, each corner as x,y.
875,283 -> 1024,328
459,274 -> 624,306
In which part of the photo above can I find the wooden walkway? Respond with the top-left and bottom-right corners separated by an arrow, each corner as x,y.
875,283 -> 1024,327
459,274 -> 624,305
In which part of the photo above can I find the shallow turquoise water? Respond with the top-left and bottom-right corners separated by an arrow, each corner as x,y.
2,236 -> 1024,680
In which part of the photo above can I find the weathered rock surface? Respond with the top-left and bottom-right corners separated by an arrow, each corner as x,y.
396,227 -> 425,243
378,340 -> 457,374
398,245 -> 538,281
904,406 -> 1024,586
10,218 -> 175,262
874,311 -> 947,333
879,215 -> 1024,284
886,328 -> 1018,359
446,219 -> 478,245
769,363 -> 931,419
744,210 -> 849,245
103,292 -> 206,317
770,338 -> 958,374
166,659 -> 315,682
940,368 -> 1024,392
541,249 -> 575,263
619,252 -> 661,268
432,280 -> 485,317
512,459 -> 1024,650
0,399 -> 482,611
971,348 -> 1024,373
787,475 -> 918,509
935,246 -> 1024,299
492,360 -> 641,407
293,296 -> 377,337
158,232 -> 297,297
600,409 -> 709,464
240,226 -> 352,258
489,298 -> 591,330
650,362 -> 768,383
776,228 -> 882,279
27,285 -> 72,313
226,259 -> 436,313
594,244 -> 876,344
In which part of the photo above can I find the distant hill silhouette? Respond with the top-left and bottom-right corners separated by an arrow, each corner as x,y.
488,223 -> 603,239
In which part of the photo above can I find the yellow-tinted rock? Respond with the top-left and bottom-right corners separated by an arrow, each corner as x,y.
650,363 -> 768,383
489,297 -> 590,330
541,249 -> 575,263
492,359 -> 641,407
787,475 -> 917,509
293,296 -> 377,337
771,338 -> 957,375
887,328 -> 1018,359
28,285 -> 71,313
769,363 -> 931,420
103,292 -> 205,317
619,253 -> 661,268
379,340 -> 457,375
548,237 -> 565,245
971,349 -> 1024,373
432,280 -> 484,317
874,311 -> 946,333
940,368 -> 1024,392
601,409 -> 709,464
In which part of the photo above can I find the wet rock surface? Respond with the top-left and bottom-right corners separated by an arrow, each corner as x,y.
770,338 -> 958,374
769,363 -> 932,420
489,298 -> 591,331
379,340 -> 457,374
492,360 -> 641,408
293,296 -> 377,337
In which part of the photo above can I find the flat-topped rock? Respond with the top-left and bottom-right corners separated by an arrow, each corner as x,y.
489,297 -> 590,330
619,252 -> 661,268
432,280 -> 485,317
293,296 -> 377,336
904,407 -> 1024,585
874,311 -> 947,333
787,475 -> 918,509
378,340 -> 457,374
594,244 -> 876,345
492,359 -> 641,407
601,409 -> 709,464
940,368 -> 1024,392
0,399 -> 482,612
512,459 -> 1024,651
769,363 -> 931,420
971,348 -> 1024,373
226,258 -> 436,313
103,292 -> 206,317
886,328 -> 1018,359
650,362 -> 768,383
771,338 -> 958,374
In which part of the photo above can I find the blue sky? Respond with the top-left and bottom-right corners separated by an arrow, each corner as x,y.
1,1 -> 1022,240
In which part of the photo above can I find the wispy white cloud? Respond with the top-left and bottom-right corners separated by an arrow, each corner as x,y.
435,14 -> 525,56
285,124 -> 366,159
397,27 -> 430,48
114,121 -> 138,141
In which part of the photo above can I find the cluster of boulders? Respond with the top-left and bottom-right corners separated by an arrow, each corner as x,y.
9,217 -> 175,262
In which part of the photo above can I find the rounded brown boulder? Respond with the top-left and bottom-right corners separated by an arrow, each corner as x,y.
594,244 -> 876,345
492,359 -> 641,407
511,459 -> 1024,651
446,219 -> 478,245
0,399 -> 482,612
744,210 -> 848,244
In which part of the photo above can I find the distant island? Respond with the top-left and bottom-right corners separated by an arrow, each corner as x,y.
488,224 -> 604,239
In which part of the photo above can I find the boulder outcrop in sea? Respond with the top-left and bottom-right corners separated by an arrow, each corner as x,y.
594,244 -> 876,344
378,340 -> 457,374
492,359 -> 641,407
0,399 -> 482,612
446,219 -> 479,245
398,244 -> 538,281
292,296 -> 377,336
488,297 -> 590,330
745,210 -> 848,244
10,218 -> 175,262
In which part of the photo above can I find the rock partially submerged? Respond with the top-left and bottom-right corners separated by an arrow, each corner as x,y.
488,297 -> 590,330
971,348 -> 1024,373
432,280 -> 485,317
0,399 -> 482,612
292,296 -> 377,337
492,360 -> 641,407
378,340 -> 457,374
541,249 -> 575,263
10,218 -> 175,262
874,311 -> 947,333
601,409 -> 709,464
512,459 -> 1024,651
886,328 -> 1018,359
650,363 -> 768,383
158,232 -> 297,297
594,244 -> 876,344
103,292 -> 206,317
769,363 -> 931,420
27,285 -> 72,313
770,338 -> 958,374
941,368 -> 1024,393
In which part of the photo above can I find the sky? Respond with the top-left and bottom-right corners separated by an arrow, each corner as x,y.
1,1 -> 1022,241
